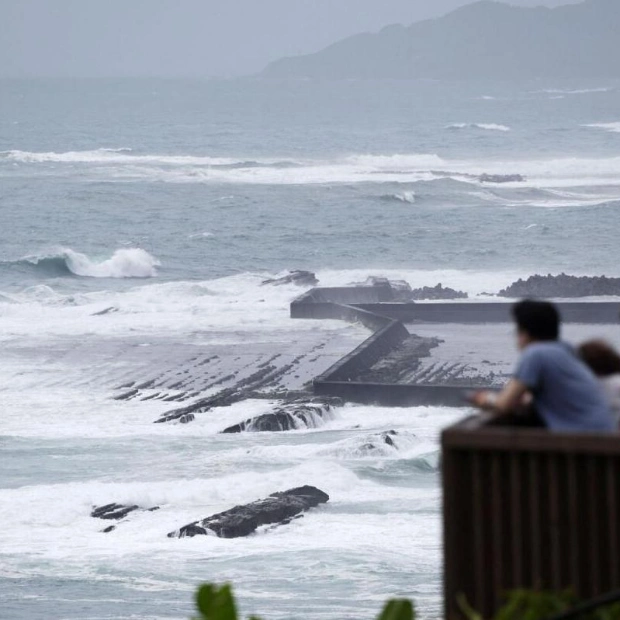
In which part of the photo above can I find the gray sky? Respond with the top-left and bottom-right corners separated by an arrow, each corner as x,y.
0,0 -> 579,78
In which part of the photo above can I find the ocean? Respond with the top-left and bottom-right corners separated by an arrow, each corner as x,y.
1,78 -> 620,620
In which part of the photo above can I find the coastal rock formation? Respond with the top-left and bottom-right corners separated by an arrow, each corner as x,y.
499,274 -> 620,298
479,173 -> 525,184
262,270 -> 318,287
167,486 -> 329,539
221,397 -> 342,433
409,283 -> 468,300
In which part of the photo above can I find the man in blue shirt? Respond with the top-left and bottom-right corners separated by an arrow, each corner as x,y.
470,300 -> 614,432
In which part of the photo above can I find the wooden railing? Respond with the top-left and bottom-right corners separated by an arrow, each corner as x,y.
442,415 -> 620,619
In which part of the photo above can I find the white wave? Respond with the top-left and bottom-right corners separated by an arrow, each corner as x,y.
0,148 -> 244,166
64,248 -> 160,278
479,95 -> 496,100
6,146 -> 620,191
585,122 -> 620,134
446,123 -> 511,132
539,87 -> 612,95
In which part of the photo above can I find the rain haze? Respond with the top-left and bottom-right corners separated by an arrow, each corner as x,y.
1,0 -> 577,77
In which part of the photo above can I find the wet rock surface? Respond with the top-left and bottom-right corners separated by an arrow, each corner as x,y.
221,397 -> 342,433
262,270 -> 318,287
168,486 -> 329,539
499,274 -> 620,298
351,334 -> 443,384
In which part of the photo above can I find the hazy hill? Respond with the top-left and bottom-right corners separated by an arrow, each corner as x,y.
262,0 -> 620,79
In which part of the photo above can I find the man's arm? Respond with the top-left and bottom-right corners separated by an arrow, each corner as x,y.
469,379 -> 530,415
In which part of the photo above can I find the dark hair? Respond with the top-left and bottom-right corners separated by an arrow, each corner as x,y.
512,299 -> 560,341
578,340 -> 620,377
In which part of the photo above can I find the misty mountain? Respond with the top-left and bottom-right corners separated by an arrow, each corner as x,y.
262,0 -> 620,79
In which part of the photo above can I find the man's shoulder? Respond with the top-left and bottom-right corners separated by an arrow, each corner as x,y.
524,341 -> 569,357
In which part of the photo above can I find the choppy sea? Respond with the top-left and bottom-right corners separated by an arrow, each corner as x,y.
2,78 -> 620,620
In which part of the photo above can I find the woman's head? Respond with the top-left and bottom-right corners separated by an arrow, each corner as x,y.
578,340 -> 620,377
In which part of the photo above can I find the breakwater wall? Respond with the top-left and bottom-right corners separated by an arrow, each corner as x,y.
291,285 -> 620,407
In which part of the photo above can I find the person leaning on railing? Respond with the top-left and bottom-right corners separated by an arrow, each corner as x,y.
469,299 -> 614,432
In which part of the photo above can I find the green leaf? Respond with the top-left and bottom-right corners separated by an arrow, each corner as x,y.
195,583 -> 238,620
457,593 -> 484,620
376,599 -> 415,620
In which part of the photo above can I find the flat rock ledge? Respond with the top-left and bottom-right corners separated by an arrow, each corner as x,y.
221,397 -> 342,433
167,486 -> 329,539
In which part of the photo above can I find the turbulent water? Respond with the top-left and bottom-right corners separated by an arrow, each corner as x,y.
2,78 -> 620,620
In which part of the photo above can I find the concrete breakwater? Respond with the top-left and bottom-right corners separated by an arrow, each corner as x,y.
291,281 -> 620,407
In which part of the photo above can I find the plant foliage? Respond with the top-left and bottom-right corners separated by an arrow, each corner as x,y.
193,583 -> 620,620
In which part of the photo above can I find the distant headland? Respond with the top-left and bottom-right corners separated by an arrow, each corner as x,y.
262,0 -> 620,80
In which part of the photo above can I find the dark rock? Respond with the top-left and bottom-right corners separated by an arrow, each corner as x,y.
359,430 -> 400,453
262,270 -> 318,287
479,173 -> 525,184
409,283 -> 468,300
382,430 -> 398,447
221,397 -> 342,433
91,503 -> 141,520
498,273 -> 620,298
168,486 -> 329,539
92,306 -> 119,316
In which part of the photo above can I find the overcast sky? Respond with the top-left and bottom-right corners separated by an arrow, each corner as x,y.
0,0 -> 579,78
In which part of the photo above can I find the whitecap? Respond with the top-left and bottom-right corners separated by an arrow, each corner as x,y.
446,123 -> 511,132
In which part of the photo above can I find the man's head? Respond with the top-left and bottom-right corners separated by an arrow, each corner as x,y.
512,299 -> 560,349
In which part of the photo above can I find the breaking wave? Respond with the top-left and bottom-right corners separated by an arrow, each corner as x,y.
446,123 -> 511,132
5,248 -> 161,279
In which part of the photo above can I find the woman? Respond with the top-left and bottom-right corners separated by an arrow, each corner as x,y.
578,339 -> 620,427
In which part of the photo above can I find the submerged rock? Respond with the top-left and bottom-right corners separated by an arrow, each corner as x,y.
359,430 -> 400,453
499,273 -> 620,298
221,397 -> 342,433
262,270 -> 318,287
168,486 -> 329,539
